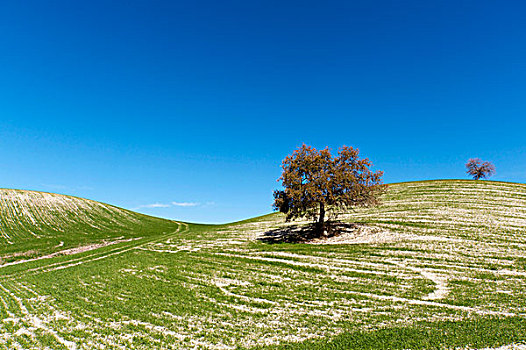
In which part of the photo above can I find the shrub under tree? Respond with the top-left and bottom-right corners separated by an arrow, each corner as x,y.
273,144 -> 385,237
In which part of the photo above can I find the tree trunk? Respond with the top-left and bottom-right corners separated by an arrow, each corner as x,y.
316,202 -> 326,237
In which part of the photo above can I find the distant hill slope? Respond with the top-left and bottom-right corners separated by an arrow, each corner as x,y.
223,179 -> 526,245
0,189 -> 179,260
358,179 -> 526,241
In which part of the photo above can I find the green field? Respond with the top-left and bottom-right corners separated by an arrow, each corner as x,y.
0,180 -> 525,349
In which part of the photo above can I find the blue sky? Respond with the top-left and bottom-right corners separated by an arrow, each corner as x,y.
1,1 -> 525,223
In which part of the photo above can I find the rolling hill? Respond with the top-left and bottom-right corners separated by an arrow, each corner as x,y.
0,180 -> 525,349
0,189 -> 180,262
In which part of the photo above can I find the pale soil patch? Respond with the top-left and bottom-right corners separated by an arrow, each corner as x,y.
212,277 -> 251,288
342,289 -> 516,317
137,245 -> 201,254
0,249 -> 39,262
389,260 -> 450,300
465,344 -> 526,350
0,237 -> 140,269
48,237 -> 139,256
305,224 -> 448,245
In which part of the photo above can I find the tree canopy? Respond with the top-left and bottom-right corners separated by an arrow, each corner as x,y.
273,144 -> 384,236
466,158 -> 495,180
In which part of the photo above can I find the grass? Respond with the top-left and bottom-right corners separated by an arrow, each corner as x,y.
0,180 -> 525,349
259,317 -> 526,349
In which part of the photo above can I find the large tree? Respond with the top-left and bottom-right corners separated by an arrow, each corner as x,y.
466,158 -> 495,180
273,144 -> 384,236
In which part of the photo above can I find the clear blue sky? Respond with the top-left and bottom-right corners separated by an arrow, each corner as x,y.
1,1 -> 525,223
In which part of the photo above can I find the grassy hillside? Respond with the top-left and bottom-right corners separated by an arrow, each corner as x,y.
0,189 -> 179,262
0,181 -> 525,349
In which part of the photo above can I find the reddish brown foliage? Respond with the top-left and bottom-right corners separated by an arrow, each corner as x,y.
273,144 -> 384,236
465,158 -> 495,180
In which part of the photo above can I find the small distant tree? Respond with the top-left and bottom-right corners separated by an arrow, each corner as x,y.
465,158 -> 495,180
273,144 -> 384,236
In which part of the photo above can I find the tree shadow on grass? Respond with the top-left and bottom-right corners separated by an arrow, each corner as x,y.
258,221 -> 359,244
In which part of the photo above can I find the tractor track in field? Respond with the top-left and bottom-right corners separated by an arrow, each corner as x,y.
0,222 -> 188,280
0,223 -> 189,349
